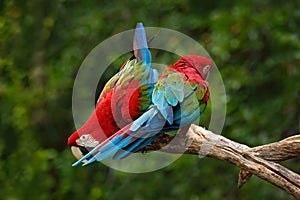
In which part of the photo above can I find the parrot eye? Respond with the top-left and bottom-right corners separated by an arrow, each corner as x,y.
80,134 -> 89,141
203,65 -> 211,74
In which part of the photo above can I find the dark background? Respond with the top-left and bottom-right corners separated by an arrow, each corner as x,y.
0,0 -> 299,199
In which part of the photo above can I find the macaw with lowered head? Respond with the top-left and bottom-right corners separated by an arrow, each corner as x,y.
68,23 -> 213,166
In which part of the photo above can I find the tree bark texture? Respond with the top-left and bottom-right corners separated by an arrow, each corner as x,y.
142,124 -> 300,199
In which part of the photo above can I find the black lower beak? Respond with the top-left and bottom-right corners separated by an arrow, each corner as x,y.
78,146 -> 89,155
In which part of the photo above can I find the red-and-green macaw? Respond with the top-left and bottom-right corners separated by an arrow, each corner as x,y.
68,23 -> 213,166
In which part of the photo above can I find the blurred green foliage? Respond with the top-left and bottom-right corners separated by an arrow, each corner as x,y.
0,0 -> 299,199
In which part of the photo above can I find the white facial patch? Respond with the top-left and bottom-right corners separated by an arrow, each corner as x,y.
76,134 -> 99,147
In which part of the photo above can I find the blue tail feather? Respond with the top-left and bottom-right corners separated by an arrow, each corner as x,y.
113,135 -> 159,160
134,23 -> 151,66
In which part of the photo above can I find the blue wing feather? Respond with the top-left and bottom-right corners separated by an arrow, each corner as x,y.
130,107 -> 158,131
165,86 -> 178,106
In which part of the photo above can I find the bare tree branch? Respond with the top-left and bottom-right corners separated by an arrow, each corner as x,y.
238,134 -> 300,188
249,135 -> 300,161
142,124 -> 300,199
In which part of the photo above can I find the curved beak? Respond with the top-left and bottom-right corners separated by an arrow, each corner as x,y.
70,146 -> 91,163
203,65 -> 212,80
71,146 -> 85,160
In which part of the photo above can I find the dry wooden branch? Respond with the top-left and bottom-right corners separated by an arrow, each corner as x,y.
239,134 -> 300,188
142,124 -> 300,199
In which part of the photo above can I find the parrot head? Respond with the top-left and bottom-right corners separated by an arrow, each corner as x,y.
68,132 -> 99,162
68,131 -> 98,161
179,55 -> 213,80
68,131 -> 89,161
67,113 -> 106,161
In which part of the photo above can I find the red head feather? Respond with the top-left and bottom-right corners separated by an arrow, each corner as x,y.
178,55 -> 213,80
